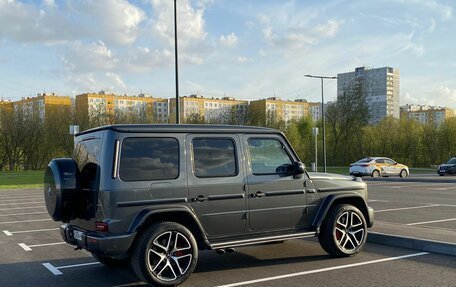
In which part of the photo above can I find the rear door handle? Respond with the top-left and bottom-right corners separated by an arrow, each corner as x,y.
252,191 -> 265,198
191,195 -> 207,202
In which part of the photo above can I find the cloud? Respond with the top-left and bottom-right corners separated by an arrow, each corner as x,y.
60,41 -> 119,72
236,56 -> 252,63
437,86 -> 456,104
0,0 -> 146,45
219,33 -> 238,48
315,20 -> 340,37
63,72 -> 127,93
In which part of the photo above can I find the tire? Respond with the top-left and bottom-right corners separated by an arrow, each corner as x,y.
371,170 -> 380,178
131,222 -> 198,286
399,169 -> 408,178
92,253 -> 130,267
439,173 -> 444,176
318,204 -> 367,258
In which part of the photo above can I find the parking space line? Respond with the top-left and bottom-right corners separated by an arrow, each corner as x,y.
406,218 -> 456,226
0,218 -> 51,224
0,201 -> 43,206
0,205 -> 45,211
0,211 -> 46,217
0,195 -> 42,199
42,261 -> 100,276
215,252 -> 429,287
368,200 -> 390,202
3,228 -> 59,236
0,197 -> 43,202
19,242 -> 66,251
375,204 -> 439,213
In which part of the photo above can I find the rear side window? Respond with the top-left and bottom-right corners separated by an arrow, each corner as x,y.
120,138 -> 179,181
192,138 -> 237,178
248,138 -> 292,175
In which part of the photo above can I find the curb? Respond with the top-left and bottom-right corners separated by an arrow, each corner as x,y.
367,232 -> 456,256
364,178 -> 456,183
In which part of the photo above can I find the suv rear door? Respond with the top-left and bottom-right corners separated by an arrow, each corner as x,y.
243,135 -> 310,232
186,134 -> 247,238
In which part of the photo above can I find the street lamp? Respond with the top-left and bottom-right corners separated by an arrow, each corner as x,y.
174,0 -> 180,124
304,74 -> 337,173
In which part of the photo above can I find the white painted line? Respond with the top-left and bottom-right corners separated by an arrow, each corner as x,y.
215,252 -> 429,287
0,197 -> 43,202
368,200 -> 390,202
58,262 -> 100,270
0,205 -> 45,211
0,201 -> 43,206
42,261 -> 100,276
0,195 -> 42,199
42,263 -> 63,275
3,230 -> 13,236
28,242 -> 66,248
18,243 -> 32,251
0,218 -> 51,224
406,218 -> 456,226
375,204 -> 439,213
5,228 -> 59,235
0,211 -> 46,217
427,187 -> 454,191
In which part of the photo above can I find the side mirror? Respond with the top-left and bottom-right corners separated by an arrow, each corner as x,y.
293,162 -> 306,176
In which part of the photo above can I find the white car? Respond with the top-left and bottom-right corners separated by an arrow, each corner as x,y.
349,157 -> 409,178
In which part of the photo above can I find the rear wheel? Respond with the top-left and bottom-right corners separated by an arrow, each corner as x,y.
131,222 -> 198,286
399,169 -> 408,178
318,204 -> 367,257
371,170 -> 380,178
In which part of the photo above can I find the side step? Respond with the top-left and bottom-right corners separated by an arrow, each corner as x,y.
210,231 -> 316,249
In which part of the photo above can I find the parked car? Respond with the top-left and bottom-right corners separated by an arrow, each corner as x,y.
349,157 -> 409,178
44,124 -> 374,286
437,157 -> 456,176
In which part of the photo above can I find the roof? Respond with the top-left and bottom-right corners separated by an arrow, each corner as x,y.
76,124 -> 278,136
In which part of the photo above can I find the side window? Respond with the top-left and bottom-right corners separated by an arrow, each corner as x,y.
119,138 -> 179,181
192,138 -> 237,178
248,138 -> 293,175
384,159 -> 395,165
375,159 -> 384,164
73,138 -> 101,189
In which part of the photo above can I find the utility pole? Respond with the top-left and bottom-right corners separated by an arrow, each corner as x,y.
174,0 -> 180,124
304,74 -> 337,173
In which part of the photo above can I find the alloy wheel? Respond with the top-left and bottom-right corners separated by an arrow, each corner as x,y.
147,231 -> 193,282
333,211 -> 366,252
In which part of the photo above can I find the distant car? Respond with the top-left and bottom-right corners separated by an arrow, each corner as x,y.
350,157 -> 409,178
437,157 -> 456,176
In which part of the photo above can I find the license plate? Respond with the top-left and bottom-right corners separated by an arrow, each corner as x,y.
73,230 -> 83,241
440,170 -> 445,173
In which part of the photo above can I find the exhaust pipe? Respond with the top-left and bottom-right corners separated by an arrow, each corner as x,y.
215,249 -> 225,255
226,248 -> 235,253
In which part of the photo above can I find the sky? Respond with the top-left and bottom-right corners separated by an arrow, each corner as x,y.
0,0 -> 455,107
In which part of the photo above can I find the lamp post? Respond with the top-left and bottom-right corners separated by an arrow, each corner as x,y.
174,0 -> 180,124
312,127 -> 318,172
304,74 -> 337,173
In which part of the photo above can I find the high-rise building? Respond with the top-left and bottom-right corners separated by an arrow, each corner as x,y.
337,66 -> 400,124
12,93 -> 72,121
400,104 -> 454,126
76,91 -> 168,123
249,97 -> 316,125
169,94 -> 249,124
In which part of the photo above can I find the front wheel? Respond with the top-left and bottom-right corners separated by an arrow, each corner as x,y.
399,169 -> 408,178
372,170 -> 380,178
131,222 -> 198,286
318,204 -> 367,257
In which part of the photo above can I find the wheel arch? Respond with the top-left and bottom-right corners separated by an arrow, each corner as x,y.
129,206 -> 210,250
313,193 -> 372,233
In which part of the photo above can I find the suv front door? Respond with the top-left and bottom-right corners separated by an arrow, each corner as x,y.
243,135 -> 310,232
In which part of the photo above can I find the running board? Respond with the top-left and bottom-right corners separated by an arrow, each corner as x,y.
210,231 -> 316,249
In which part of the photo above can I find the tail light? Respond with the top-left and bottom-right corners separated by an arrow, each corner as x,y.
95,222 -> 108,232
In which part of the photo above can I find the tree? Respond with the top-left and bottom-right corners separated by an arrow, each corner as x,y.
326,79 -> 369,165
185,113 -> 205,124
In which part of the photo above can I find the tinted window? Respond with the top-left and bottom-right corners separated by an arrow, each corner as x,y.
447,158 -> 456,164
357,158 -> 372,163
120,138 -> 179,181
248,138 -> 292,174
193,138 -> 237,177
375,159 -> 384,164
73,138 -> 101,189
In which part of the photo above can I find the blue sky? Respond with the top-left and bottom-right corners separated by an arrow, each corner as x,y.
0,0 -> 455,107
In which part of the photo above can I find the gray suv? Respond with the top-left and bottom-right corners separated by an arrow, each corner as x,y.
44,124 -> 374,286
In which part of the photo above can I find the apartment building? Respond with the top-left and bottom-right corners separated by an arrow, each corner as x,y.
168,94 -> 249,124
337,66 -> 400,124
400,104 -> 455,126
76,91 -> 168,123
249,97 -> 316,125
12,93 -> 72,120
308,102 -> 321,122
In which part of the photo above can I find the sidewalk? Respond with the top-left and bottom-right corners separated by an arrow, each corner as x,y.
368,221 -> 456,256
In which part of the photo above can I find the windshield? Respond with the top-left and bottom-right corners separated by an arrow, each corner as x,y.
446,158 -> 456,164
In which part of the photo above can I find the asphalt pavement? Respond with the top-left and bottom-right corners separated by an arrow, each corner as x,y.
0,184 -> 454,287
